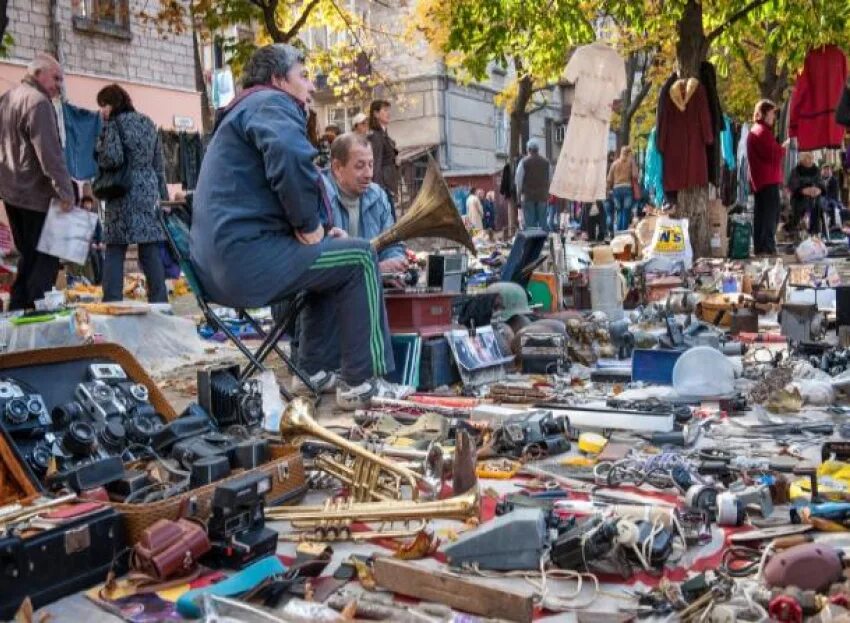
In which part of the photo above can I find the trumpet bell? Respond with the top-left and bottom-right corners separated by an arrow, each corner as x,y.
371,157 -> 476,254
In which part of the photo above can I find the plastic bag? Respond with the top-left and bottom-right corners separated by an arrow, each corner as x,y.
260,370 -> 284,433
648,217 -> 693,269
791,379 -> 835,406
795,237 -> 828,262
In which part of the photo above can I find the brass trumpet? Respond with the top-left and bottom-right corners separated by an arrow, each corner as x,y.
280,397 -> 428,502
267,488 -> 480,542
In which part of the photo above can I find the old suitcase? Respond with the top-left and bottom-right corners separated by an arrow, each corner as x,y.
0,503 -> 127,619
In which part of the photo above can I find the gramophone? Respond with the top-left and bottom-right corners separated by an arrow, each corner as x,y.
371,157 -> 476,255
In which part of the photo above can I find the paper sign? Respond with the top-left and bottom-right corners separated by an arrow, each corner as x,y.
36,199 -> 98,265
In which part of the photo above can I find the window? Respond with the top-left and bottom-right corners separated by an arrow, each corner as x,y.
73,0 -> 131,39
327,106 -> 363,131
494,108 -> 508,154
554,122 -> 566,144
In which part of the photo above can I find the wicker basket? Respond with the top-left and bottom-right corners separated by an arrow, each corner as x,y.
0,344 -> 306,543
113,444 -> 306,544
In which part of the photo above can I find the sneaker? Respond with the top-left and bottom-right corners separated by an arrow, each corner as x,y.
336,380 -> 377,411
291,370 -> 337,396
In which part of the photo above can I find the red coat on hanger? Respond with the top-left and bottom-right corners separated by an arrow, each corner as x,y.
658,78 -> 714,192
789,45 -> 848,151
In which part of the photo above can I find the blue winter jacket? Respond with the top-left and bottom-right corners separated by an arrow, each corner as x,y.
190,88 -> 328,308
320,171 -> 405,261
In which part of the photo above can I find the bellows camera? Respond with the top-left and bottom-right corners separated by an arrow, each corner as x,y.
197,366 -> 264,429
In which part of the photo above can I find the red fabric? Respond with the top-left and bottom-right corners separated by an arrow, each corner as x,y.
789,45 -> 848,151
747,121 -> 785,192
658,83 -> 714,192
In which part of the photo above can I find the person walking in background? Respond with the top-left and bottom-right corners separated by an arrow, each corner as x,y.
514,139 -> 550,229
607,146 -> 639,232
747,99 -> 789,255
465,187 -> 484,231
0,53 -> 75,310
314,123 -> 340,169
482,190 -> 496,230
351,112 -> 369,135
95,84 -> 169,303
368,99 -> 399,220
546,194 -> 561,232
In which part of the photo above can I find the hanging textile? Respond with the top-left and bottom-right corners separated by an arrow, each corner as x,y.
643,128 -> 664,206
700,62 -> 724,187
736,124 -> 751,206
62,102 -> 101,180
720,115 -> 735,171
179,132 -> 204,190
789,45 -> 848,151
657,78 -> 714,192
550,42 -> 626,202
159,130 -> 181,184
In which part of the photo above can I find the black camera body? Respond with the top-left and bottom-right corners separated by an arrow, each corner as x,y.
172,431 -> 238,470
493,410 -> 571,459
0,380 -> 51,439
205,472 -> 277,569
197,366 -> 264,429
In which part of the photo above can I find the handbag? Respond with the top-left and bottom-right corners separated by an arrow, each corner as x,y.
92,118 -> 132,200
131,518 -> 210,581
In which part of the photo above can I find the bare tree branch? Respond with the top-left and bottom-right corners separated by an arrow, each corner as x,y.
705,0 -> 770,44
246,0 -> 286,42
282,0 -> 321,42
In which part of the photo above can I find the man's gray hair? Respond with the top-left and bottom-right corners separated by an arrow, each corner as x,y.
526,138 -> 540,153
242,44 -> 305,89
26,53 -> 60,77
331,132 -> 371,166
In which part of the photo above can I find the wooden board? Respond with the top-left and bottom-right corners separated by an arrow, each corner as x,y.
372,557 -> 534,623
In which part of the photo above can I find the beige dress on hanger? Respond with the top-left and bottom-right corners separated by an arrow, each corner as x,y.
550,42 -> 626,203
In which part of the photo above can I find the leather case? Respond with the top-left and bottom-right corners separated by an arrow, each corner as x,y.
0,505 -> 127,619
133,518 -> 210,580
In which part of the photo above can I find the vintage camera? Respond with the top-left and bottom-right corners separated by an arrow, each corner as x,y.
197,366 -> 264,429
76,381 -> 126,421
0,380 -> 50,438
519,333 -> 570,374
492,410 -> 571,459
88,363 -> 128,384
205,472 -> 277,569
114,381 -> 157,419
171,431 -> 238,470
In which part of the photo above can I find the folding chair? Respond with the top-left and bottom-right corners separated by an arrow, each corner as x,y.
158,205 -> 318,403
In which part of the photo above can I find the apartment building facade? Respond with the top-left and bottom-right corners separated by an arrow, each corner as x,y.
0,0 -> 202,129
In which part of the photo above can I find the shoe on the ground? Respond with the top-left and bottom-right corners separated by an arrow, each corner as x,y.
336,380 -> 376,411
336,378 -> 415,411
291,370 -> 337,396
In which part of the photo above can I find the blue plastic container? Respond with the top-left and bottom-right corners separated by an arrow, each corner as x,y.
631,348 -> 684,384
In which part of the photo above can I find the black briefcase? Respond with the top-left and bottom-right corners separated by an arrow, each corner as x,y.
0,505 -> 127,619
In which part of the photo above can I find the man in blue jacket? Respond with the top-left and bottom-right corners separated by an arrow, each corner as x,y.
290,132 -> 406,394
190,44 -> 394,410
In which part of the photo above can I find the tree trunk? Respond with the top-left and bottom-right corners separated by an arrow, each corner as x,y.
507,72 -> 533,235
674,0 -> 711,258
0,0 -> 9,52
190,17 -> 213,134
760,53 -> 789,103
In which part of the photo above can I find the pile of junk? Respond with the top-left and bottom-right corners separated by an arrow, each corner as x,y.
12,187 -> 850,622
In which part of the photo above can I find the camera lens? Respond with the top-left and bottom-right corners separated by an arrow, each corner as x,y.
126,411 -> 163,443
28,442 -> 52,475
52,402 -> 85,427
26,397 -> 45,416
239,394 -> 263,426
129,384 -> 149,403
91,383 -> 115,403
5,398 -> 30,424
99,420 -> 127,453
63,421 -> 96,456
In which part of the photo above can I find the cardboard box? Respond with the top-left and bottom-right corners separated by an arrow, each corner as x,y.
708,200 -> 728,232
709,231 -> 728,258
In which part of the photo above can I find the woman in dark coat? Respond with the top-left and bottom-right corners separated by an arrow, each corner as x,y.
95,84 -> 168,302
368,99 -> 399,219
